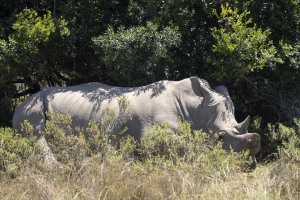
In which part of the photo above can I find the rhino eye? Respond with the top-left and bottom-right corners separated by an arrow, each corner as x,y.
217,130 -> 226,139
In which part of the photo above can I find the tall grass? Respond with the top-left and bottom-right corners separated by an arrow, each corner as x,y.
0,116 -> 299,199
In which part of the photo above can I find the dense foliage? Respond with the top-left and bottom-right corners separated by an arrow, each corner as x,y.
0,0 -> 299,157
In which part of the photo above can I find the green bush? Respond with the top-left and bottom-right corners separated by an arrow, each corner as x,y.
44,113 -> 88,169
0,127 -> 34,177
41,113 -> 251,174
209,4 -> 281,82
254,117 -> 300,162
277,119 -> 300,162
139,121 -> 248,175
93,22 -> 181,86
2,112 -> 257,179
43,111 -> 121,170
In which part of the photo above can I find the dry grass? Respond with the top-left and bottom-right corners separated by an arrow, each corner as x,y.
1,119 -> 299,199
199,161 -> 299,200
0,157 -> 299,200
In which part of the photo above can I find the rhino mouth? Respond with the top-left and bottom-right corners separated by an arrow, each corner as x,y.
218,130 -> 261,156
243,132 -> 261,156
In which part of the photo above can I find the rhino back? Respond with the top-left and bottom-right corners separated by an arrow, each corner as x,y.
13,78 -> 206,137
42,81 -> 180,137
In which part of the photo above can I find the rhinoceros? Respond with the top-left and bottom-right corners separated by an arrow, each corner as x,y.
13,77 -> 260,166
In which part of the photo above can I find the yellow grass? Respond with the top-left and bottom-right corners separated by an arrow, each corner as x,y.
0,157 -> 299,200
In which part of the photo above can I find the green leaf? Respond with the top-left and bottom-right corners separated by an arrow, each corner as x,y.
209,4 -> 282,82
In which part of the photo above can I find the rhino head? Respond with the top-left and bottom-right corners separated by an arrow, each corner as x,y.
216,124 -> 261,169
215,115 -> 261,156
191,77 -> 261,165
217,128 -> 261,156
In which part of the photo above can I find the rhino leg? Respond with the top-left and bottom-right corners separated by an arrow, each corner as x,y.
249,155 -> 257,170
37,135 -> 59,166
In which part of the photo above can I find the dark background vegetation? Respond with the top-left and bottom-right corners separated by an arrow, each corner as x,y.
0,0 -> 299,158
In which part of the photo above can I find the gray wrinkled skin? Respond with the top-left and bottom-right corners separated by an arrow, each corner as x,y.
13,77 -> 261,166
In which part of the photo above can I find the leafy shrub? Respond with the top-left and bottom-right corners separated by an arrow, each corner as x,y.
44,113 -> 88,168
277,119 -> 300,162
43,111 -> 124,169
119,135 -> 137,160
93,22 -> 181,86
255,117 -> 300,162
41,112 -> 251,175
209,4 -> 281,82
4,111 -> 255,179
139,121 -> 247,175
0,127 -> 34,177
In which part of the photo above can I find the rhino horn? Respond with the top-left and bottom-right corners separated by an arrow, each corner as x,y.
235,116 -> 250,133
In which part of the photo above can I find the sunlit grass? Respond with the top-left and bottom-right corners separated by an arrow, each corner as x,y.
0,116 -> 299,199
0,157 -> 299,200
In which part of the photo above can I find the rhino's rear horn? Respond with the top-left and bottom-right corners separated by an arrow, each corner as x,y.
235,116 -> 250,133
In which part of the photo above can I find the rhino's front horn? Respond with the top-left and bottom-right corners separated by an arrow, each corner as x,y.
235,116 -> 250,133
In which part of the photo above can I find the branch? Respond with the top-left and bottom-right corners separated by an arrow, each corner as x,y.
5,79 -> 26,84
53,70 -> 70,82
13,88 -> 37,98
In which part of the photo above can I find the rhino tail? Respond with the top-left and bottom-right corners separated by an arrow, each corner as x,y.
13,91 -> 47,135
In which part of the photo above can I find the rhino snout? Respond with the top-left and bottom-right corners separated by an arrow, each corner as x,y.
244,133 -> 261,156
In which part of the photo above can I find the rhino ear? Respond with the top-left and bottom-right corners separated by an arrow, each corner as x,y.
235,116 -> 250,133
190,76 -> 214,99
